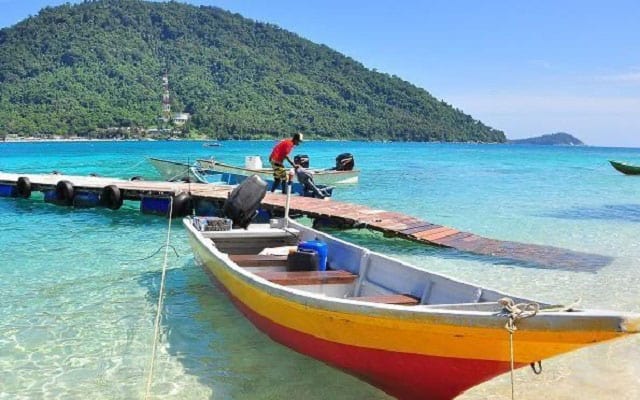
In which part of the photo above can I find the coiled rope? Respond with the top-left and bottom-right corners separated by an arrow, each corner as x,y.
143,196 -> 174,400
498,297 -> 540,400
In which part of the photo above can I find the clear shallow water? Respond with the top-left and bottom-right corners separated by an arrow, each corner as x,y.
1,140 -> 639,399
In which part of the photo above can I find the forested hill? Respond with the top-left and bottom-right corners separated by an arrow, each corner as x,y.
0,0 -> 505,142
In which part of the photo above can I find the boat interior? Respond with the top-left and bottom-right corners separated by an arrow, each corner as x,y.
197,220 -> 551,312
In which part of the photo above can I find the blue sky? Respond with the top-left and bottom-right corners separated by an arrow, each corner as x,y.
2,1 -> 639,147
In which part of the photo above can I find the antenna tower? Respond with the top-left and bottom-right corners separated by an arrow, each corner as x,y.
162,71 -> 171,123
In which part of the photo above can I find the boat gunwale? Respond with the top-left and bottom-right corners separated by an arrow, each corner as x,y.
196,159 -> 361,177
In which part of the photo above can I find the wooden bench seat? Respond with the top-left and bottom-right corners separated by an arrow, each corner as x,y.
255,270 -> 357,286
348,294 -> 420,305
229,254 -> 288,267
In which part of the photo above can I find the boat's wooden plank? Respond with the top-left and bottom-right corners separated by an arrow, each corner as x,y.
255,270 -> 357,286
348,294 -> 419,305
229,254 -> 288,267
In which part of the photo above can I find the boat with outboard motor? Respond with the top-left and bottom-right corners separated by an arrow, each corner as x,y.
183,176 -> 640,400
148,157 -> 335,198
196,153 -> 359,186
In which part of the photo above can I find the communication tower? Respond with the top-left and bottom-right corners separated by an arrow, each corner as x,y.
162,71 -> 171,123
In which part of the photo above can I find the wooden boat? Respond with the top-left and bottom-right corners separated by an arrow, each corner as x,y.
149,157 -> 334,197
609,160 -> 640,175
196,157 -> 359,185
183,215 -> 640,400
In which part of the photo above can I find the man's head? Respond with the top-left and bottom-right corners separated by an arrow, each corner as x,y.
292,132 -> 303,145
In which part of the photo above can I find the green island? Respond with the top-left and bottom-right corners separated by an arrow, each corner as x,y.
508,132 -> 584,146
0,0 -> 505,143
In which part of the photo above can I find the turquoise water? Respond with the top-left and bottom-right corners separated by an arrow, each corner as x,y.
1,141 -> 639,399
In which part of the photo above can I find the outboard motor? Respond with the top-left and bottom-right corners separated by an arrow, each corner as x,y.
335,153 -> 355,171
222,175 -> 268,228
294,154 -> 310,168
295,167 -> 333,199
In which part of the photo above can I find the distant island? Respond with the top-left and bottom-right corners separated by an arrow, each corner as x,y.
508,132 -> 584,146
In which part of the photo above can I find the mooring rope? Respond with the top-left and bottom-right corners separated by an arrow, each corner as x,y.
143,196 -> 174,400
498,297 -> 540,400
119,158 -> 148,175
122,244 -> 180,262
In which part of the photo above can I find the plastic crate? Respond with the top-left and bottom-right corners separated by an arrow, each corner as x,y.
193,216 -> 233,231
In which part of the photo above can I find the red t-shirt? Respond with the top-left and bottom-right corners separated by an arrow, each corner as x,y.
269,139 -> 294,163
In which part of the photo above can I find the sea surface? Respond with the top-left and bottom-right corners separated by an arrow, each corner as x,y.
1,140 -> 639,400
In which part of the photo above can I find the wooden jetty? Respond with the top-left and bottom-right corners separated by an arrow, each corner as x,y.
0,171 -> 611,271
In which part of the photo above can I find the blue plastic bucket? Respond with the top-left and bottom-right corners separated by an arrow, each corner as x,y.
298,239 -> 328,271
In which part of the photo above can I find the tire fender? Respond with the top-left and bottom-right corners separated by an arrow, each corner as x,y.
171,192 -> 193,217
101,185 -> 123,210
55,180 -> 74,206
16,176 -> 32,198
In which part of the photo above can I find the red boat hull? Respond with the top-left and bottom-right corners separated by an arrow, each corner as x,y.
231,293 -> 521,400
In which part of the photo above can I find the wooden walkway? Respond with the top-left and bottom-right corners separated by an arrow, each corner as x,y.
0,172 -> 611,272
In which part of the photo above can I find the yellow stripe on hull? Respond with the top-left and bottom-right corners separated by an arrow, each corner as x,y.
191,238 -> 625,364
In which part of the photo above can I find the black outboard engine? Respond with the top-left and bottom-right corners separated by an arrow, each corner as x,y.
335,153 -> 355,171
294,154 -> 310,168
222,175 -> 267,229
295,167 -> 333,199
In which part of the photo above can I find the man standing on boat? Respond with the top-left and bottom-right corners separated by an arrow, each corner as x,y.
269,132 -> 303,193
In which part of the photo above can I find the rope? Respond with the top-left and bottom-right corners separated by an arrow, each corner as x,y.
498,297 -> 540,400
122,244 -> 180,262
118,158 -> 148,175
538,298 -> 582,313
187,157 -> 192,198
143,196 -> 174,400
166,169 -> 191,182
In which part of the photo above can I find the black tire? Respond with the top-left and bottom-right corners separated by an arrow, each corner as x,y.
55,180 -> 74,206
101,185 -> 123,210
171,192 -> 193,217
130,176 -> 144,181
16,177 -> 32,198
